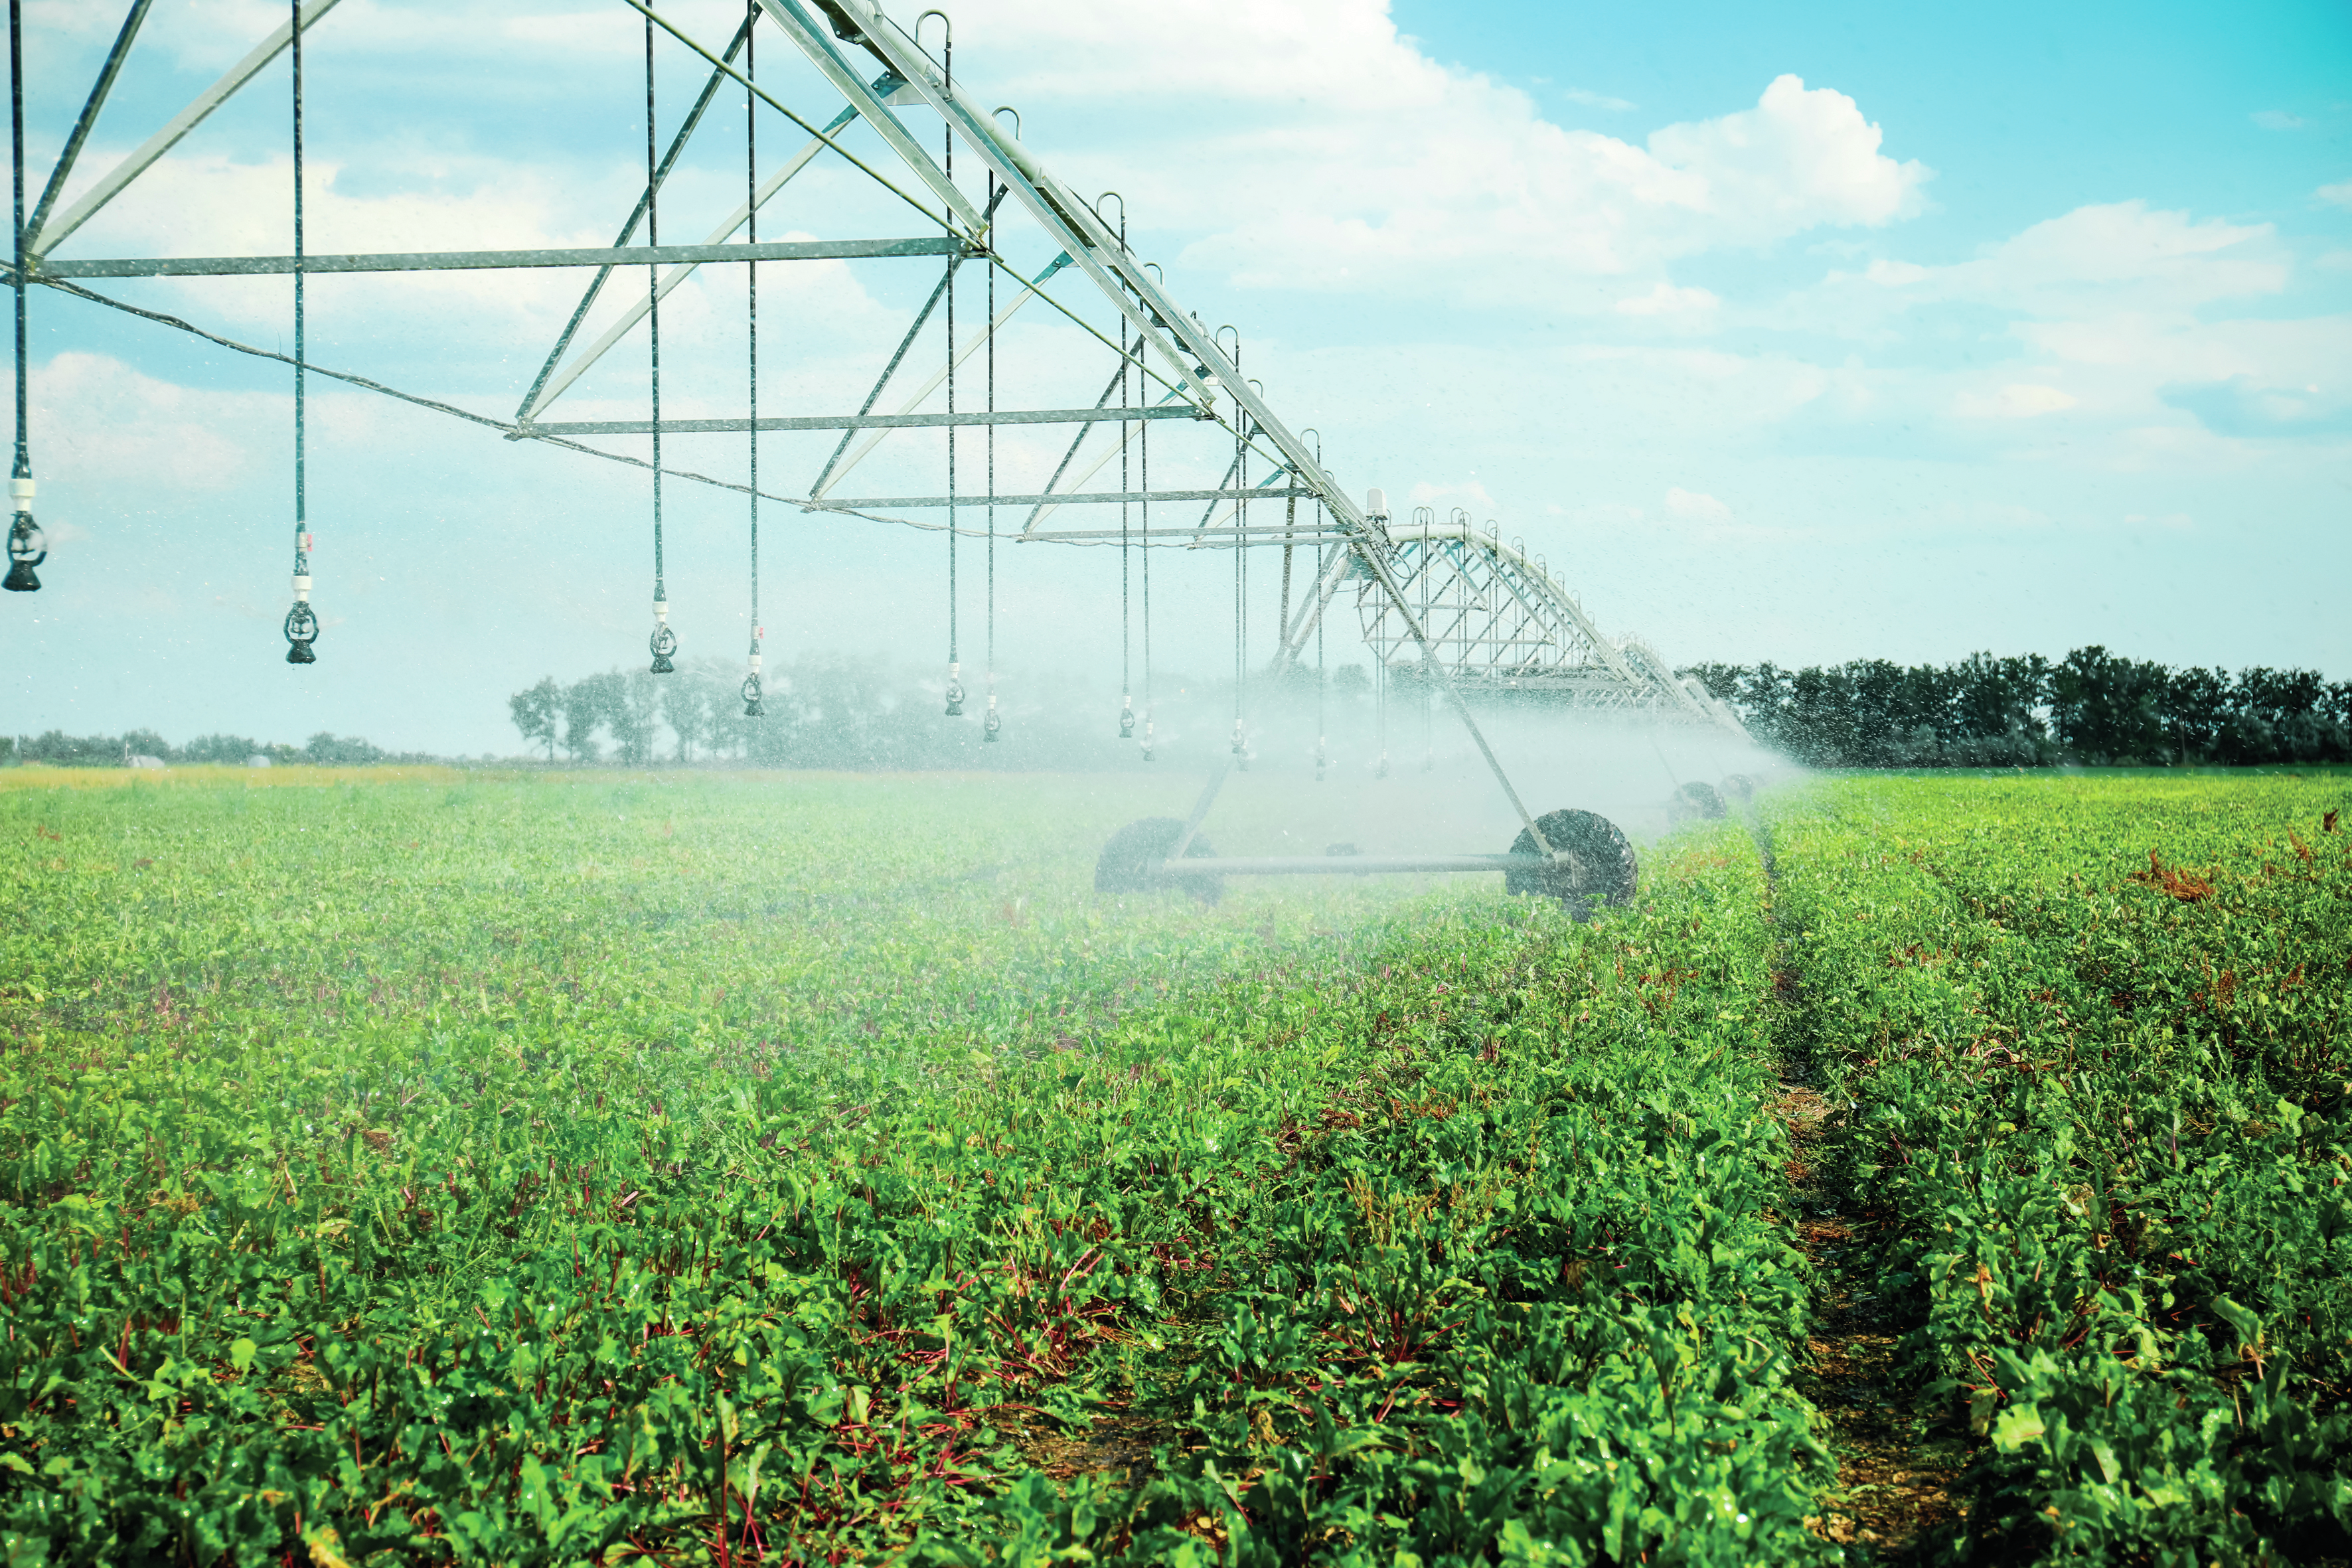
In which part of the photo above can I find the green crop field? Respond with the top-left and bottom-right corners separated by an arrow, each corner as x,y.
0,765 -> 2345,1566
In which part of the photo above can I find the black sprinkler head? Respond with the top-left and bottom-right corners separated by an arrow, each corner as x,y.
282,599 -> 319,665
5,511 -> 46,593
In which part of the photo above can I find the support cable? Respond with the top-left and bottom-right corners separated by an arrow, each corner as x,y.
939,27 -> 961,718
1139,391 -> 1152,761
1231,402 -> 1244,769
279,0 -> 315,659
645,13 -> 676,674
1117,218 -> 1132,739
38,275 -> 1024,534
1314,538 -> 1326,782
982,166 -> 998,743
1278,493 -> 1295,678
1422,536 -> 1433,770
4,0 -> 44,594
740,1 -> 762,718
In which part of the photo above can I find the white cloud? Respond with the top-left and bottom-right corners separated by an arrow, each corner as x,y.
1773,198 -> 2352,456
1849,201 -> 2283,313
1647,75 -> 1927,234
29,351 -> 268,493
1664,486 -> 1732,521
1174,70 -> 1927,302
2319,181 -> 2352,209
24,0 -> 120,40
951,0 -> 1926,305
1953,382 -> 2077,419
2252,110 -> 2309,131
1563,88 -> 1636,111
1614,282 -> 1721,317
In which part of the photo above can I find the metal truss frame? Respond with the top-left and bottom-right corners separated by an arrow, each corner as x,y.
8,0 -> 1747,860
1278,511 -> 1747,734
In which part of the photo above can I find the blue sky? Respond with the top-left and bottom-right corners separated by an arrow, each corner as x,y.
3,0 -> 2347,755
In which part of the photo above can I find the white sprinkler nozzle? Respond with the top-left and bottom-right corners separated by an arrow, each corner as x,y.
9,477 -> 33,510
292,574 -> 311,601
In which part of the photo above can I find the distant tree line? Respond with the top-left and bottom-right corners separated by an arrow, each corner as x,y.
507,658 -> 1164,771
4,730 -> 430,767
1684,648 -> 2352,767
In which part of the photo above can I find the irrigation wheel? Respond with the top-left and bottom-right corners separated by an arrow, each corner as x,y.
1503,809 -> 1638,919
1094,817 -> 1224,903
1667,781 -> 1729,824
1720,773 -> 1757,803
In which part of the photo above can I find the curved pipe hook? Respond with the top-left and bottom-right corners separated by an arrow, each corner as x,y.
1094,191 -> 1129,250
913,10 -> 951,64
1298,426 -> 1323,463
992,104 -> 1020,139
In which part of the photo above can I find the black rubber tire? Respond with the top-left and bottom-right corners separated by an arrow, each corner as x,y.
1093,817 -> 1223,903
1666,781 -> 1728,824
1503,809 -> 1638,919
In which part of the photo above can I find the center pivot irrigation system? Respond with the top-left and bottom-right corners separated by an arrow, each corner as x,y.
4,0 -> 1746,911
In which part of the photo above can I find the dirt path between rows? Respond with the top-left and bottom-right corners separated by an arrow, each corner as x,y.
1750,806 -> 1968,1561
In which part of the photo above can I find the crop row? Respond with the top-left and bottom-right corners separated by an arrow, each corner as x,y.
1765,775 -> 2352,1565
0,774 -> 1828,1565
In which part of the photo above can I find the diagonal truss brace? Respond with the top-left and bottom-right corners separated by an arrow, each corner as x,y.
518,60 -> 915,422
33,0 -> 345,257
25,0 -> 157,250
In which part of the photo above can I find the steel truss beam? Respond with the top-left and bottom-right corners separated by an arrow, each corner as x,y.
526,404 -> 1204,437
37,238 -> 963,279
822,487 -> 1316,509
